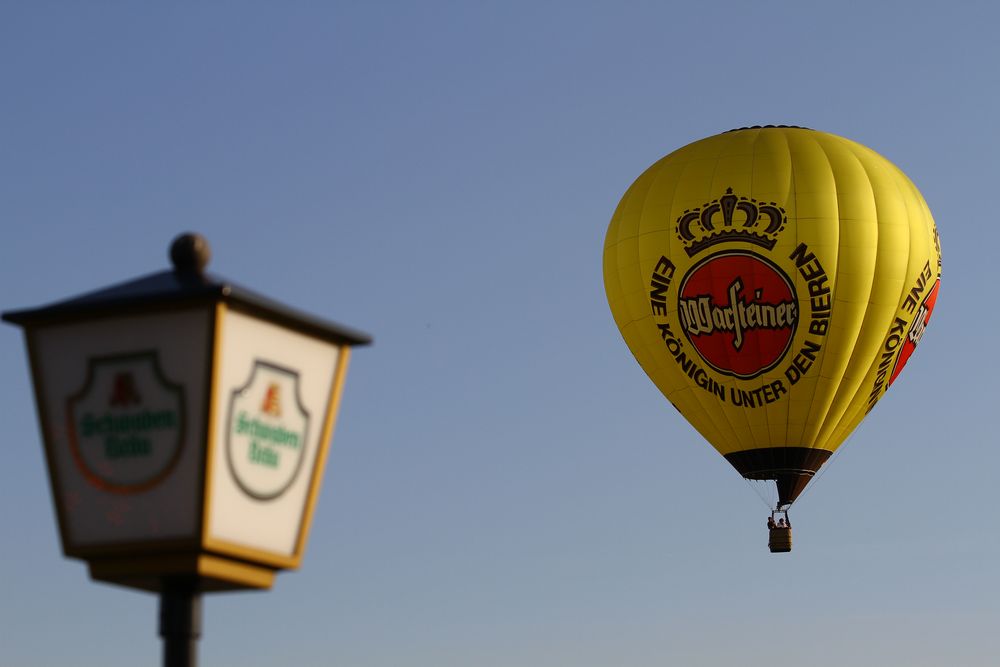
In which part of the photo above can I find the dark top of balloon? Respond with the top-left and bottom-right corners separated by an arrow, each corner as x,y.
725,125 -> 812,133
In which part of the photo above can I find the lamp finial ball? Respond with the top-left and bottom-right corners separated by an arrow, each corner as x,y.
170,233 -> 211,274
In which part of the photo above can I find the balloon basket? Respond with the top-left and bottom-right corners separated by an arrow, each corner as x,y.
768,527 -> 792,553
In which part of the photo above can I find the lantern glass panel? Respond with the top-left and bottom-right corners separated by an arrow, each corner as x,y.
28,308 -> 213,552
205,307 -> 342,558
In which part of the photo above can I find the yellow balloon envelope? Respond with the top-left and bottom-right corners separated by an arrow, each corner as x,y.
604,126 -> 941,509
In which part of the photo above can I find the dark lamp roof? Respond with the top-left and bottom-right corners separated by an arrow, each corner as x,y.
2,267 -> 372,347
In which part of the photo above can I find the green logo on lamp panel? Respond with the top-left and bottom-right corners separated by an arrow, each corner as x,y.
67,351 -> 185,493
226,361 -> 310,500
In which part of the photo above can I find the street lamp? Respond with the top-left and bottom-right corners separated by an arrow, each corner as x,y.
3,233 -> 371,666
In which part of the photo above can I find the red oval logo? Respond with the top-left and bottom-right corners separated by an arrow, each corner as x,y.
677,251 -> 798,379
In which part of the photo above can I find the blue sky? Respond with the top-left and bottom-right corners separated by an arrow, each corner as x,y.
2,2 -> 998,665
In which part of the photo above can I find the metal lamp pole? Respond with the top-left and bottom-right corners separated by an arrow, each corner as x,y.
159,578 -> 203,667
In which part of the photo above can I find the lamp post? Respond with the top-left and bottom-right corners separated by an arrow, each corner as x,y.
3,233 -> 371,667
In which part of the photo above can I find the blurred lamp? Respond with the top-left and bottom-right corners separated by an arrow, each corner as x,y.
3,233 -> 371,666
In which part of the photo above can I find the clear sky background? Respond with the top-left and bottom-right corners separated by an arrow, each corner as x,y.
2,2 -> 998,666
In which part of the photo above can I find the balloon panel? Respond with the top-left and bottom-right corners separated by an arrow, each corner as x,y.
604,127 -> 941,500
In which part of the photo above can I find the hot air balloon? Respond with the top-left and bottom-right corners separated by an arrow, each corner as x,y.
603,126 -> 941,552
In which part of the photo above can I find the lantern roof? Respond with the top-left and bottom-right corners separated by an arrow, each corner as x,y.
2,233 -> 372,347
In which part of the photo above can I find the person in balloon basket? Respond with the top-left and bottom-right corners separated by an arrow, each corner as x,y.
767,516 -> 791,529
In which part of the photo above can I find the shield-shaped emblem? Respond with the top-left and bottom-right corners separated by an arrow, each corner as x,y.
67,351 -> 185,493
226,361 -> 310,501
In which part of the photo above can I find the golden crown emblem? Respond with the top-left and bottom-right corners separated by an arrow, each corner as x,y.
675,188 -> 787,257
